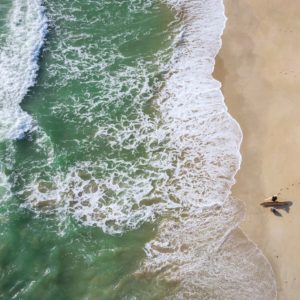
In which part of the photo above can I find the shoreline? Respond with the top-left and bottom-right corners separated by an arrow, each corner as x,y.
139,1 -> 276,298
214,0 -> 300,299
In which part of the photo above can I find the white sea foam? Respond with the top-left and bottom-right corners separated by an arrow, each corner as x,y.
16,1 -> 277,297
0,165 -> 11,202
138,200 -> 277,299
22,0 -> 240,233
0,140 -> 15,205
135,0 -> 277,298
20,0 -> 180,233
0,0 -> 47,140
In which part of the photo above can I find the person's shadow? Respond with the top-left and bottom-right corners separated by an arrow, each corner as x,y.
271,208 -> 282,217
271,201 -> 293,217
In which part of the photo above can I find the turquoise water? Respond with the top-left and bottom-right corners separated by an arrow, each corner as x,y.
0,1 -> 178,298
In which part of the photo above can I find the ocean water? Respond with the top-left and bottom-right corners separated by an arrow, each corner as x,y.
0,0 -> 277,299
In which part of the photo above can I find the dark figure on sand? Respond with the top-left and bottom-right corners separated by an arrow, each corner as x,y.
261,194 -> 293,215
271,207 -> 282,217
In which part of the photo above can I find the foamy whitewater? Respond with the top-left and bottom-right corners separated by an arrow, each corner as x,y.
0,0 -> 47,140
0,0 -> 277,299
138,0 -> 277,298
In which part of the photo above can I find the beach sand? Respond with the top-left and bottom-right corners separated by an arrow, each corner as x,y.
214,0 -> 300,299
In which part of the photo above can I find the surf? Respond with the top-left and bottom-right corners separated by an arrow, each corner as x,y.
0,0 -> 47,140
136,0 -> 277,298
0,1 -> 278,298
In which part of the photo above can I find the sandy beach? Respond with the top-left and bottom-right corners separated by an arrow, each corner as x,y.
214,0 -> 300,299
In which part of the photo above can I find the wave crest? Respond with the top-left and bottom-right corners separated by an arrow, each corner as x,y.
0,0 -> 47,140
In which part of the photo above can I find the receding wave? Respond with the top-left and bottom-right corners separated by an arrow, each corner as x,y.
0,0 -> 47,140
135,0 -> 277,298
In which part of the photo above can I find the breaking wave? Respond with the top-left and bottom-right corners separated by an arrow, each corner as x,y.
135,0 -> 277,298
0,0 -> 47,140
4,0 -> 277,298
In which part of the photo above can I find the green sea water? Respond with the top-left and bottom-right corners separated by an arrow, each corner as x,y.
0,0 -> 280,299
0,1 -> 179,298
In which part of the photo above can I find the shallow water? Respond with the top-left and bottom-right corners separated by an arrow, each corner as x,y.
0,0 -> 276,299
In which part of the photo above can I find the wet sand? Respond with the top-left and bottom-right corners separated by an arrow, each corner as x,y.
214,0 -> 300,299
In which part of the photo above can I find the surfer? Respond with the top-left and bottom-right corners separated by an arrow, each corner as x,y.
264,195 -> 278,202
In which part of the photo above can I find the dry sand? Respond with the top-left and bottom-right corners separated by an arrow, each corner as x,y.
214,0 -> 300,299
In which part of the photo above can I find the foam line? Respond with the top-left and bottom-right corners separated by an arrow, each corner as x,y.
0,0 -> 47,140
137,0 -> 277,298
